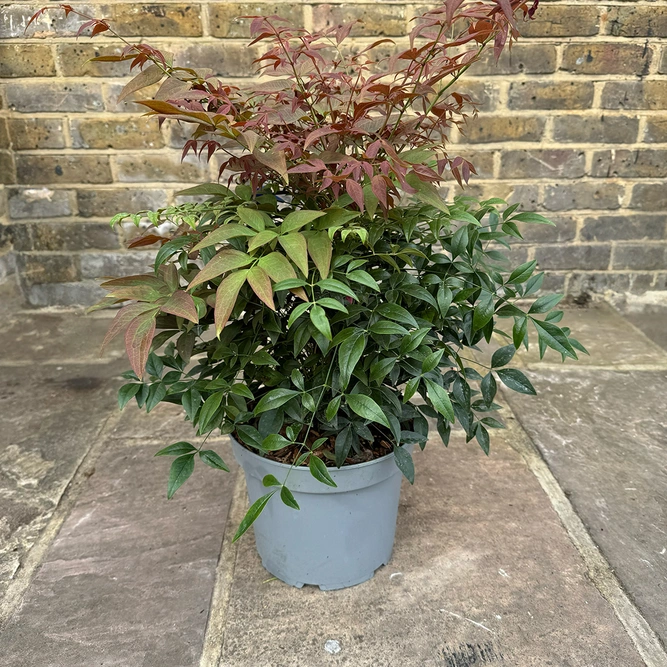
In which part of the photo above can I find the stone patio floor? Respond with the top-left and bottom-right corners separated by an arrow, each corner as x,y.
0,279 -> 666,667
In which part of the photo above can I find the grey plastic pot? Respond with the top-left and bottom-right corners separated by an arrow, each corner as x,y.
231,437 -> 410,590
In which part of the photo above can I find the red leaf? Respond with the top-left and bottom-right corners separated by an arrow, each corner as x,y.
345,180 -> 364,213
125,311 -> 158,379
101,303 -> 160,354
159,291 -> 199,323
371,175 -> 388,209
215,271 -> 248,336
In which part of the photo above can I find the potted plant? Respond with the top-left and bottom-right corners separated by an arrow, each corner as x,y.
30,0 -> 584,590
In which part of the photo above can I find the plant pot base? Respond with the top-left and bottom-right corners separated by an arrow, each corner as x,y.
231,437 -> 407,591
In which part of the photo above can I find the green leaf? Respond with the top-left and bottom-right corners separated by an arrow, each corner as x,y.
406,171 -> 448,211
263,474 -> 281,487
338,329 -> 365,390
317,298 -> 348,313
273,278 -> 307,291
422,349 -> 444,374
403,376 -> 421,403
145,382 -> 167,412
476,424 -> 490,455
188,249 -> 253,291
247,229 -> 278,252
309,304 -> 332,340
214,270 -> 248,336
233,491 -> 276,542
230,383 -> 255,398
510,212 -> 555,225
451,225 -> 469,259
192,224 -> 255,251
154,236 -> 190,269
532,319 -> 577,359
424,378 -> 455,422
155,441 -> 197,457
369,356 -> 396,383
317,278 -> 357,300
199,391 -> 224,430
254,388 -> 299,414
280,485 -> 300,510
508,260 -> 537,285
261,434 -> 292,451
369,320 -> 408,336
529,294 -> 564,314
376,302 -> 418,328
167,453 -> 195,499
347,270 -> 380,291
393,446 -> 415,484
237,206 -> 266,231
176,183 -> 232,197
437,285 -> 453,317
325,395 -> 342,422
473,292 -> 494,331
345,393 -> 391,429
118,383 -> 140,410
282,210 -> 325,233
199,449 -> 230,471
307,231 -> 332,279
279,232 -> 309,276
481,372 -> 497,405
513,317 -> 528,349
497,368 -> 536,395
334,424 -> 355,467
309,455 -> 337,487
491,344 -> 516,368
236,425 -> 264,450
288,302 -> 312,327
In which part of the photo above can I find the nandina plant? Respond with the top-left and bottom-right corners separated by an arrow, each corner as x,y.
30,0 -> 584,540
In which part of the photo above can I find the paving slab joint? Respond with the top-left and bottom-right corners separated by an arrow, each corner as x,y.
199,472 -> 245,667
503,409 -> 667,667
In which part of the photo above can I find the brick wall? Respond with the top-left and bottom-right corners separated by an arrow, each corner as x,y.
0,1 -> 666,306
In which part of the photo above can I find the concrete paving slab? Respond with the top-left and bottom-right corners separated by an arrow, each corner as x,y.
0,362 -> 123,598
516,302 -> 667,369
0,439 -> 238,667
219,432 -> 644,667
624,306 -> 667,353
504,368 -> 667,647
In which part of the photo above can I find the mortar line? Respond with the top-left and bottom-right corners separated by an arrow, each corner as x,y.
199,472 -> 246,667
503,414 -> 667,667
0,407 -> 125,630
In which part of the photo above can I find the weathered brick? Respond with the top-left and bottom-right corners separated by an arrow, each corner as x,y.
16,252 -> 80,285
552,114 -> 639,144
500,150 -> 585,179
567,272 -> 635,296
581,215 -> 666,242
7,119 -> 65,150
313,4 -> 406,37
508,81 -> 594,110
461,150 -> 494,180
5,82 -> 104,113
513,214 -> 577,244
0,120 -> 8,150
608,7 -> 667,38
562,44 -> 652,76
629,183 -> 667,211
591,150 -> 667,179
0,3 -> 99,38
519,5 -> 599,37
644,117 -> 667,143
77,188 -> 168,218
25,281 -> 107,308
541,272 -> 567,294
70,118 -> 164,150
103,82 -> 163,113
173,43 -> 258,78
0,253 -> 16,281
16,156 -> 112,185
535,244 -> 611,271
612,244 -> 667,271
454,81 -> 500,113
601,81 -> 667,110
113,154 -> 207,183
543,183 -> 624,212
56,44 -> 133,77
27,222 -> 120,252
8,188 -> 74,219
210,3 -> 304,38
0,45 -> 56,77
461,116 -> 545,143
661,49 -> 667,75
0,152 -> 16,185
80,251 -> 156,279
461,183 -> 539,211
472,44 -> 557,76
110,4 -> 202,36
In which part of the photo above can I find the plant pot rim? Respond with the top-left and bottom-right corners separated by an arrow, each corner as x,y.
231,434 -> 403,473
